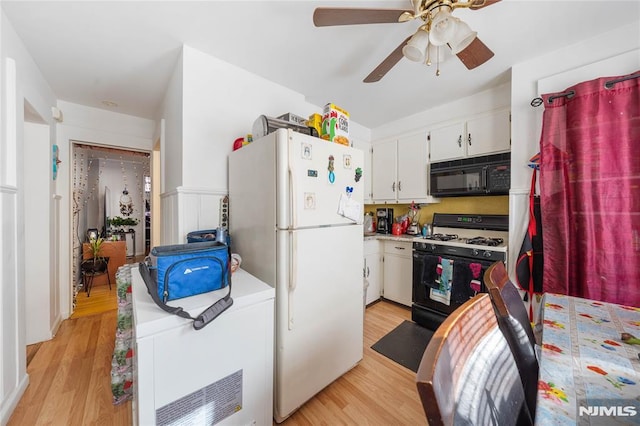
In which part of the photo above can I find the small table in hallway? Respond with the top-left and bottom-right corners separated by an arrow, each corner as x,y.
535,293 -> 640,425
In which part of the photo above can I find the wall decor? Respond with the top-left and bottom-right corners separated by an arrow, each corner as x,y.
52,144 -> 61,180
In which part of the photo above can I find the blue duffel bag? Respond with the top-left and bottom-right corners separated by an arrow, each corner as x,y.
139,241 -> 233,330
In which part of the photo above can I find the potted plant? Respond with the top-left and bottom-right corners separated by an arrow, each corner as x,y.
82,236 -> 109,275
108,216 -> 139,231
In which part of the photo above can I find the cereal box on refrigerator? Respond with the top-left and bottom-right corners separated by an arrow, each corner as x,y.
321,103 -> 350,146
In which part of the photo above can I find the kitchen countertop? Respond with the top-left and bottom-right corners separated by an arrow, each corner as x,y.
364,233 -> 425,243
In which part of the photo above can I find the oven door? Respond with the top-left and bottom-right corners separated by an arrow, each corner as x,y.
430,164 -> 487,196
412,252 -> 494,316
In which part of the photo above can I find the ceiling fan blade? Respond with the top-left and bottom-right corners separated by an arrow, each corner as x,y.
364,36 -> 412,83
313,8 -> 413,27
469,0 -> 501,10
455,37 -> 494,70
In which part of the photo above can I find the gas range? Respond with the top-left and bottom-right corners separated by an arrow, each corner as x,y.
414,213 -> 509,263
411,213 -> 509,330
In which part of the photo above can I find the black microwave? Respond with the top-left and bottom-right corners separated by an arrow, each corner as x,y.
430,153 -> 510,197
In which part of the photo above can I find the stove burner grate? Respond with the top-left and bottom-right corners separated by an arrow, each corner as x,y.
424,233 -> 459,242
465,237 -> 504,247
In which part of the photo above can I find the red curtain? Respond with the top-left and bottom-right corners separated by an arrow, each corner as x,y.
539,71 -> 640,306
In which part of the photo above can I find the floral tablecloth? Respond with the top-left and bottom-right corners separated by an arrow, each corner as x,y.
535,293 -> 640,425
111,264 -> 134,405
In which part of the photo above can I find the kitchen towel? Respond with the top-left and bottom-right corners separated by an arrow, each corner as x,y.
421,256 -> 441,290
430,258 -> 453,306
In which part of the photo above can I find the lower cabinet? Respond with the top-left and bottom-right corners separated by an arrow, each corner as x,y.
382,241 -> 413,307
364,239 -> 382,305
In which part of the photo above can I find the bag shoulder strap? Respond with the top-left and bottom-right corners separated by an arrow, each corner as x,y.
138,262 -> 233,330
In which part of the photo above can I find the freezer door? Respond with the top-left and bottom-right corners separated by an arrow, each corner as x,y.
279,131 -> 364,229
274,225 -> 364,422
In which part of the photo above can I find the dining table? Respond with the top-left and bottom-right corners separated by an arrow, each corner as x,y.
535,293 -> 640,425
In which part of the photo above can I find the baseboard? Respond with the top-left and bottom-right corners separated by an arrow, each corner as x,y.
51,313 -> 62,338
0,373 -> 29,424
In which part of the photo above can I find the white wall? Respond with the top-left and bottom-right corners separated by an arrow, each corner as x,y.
1,10 -> 57,424
157,51 -> 183,194
508,20 -> 640,278
181,45 -> 371,192
156,45 -> 372,244
100,158 -> 146,256
23,122 -> 54,345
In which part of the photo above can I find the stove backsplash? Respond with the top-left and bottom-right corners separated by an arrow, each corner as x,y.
364,195 -> 508,225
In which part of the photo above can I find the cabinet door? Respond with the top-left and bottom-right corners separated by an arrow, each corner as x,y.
371,139 -> 397,202
352,139 -> 373,203
466,109 -> 511,157
364,253 -> 381,305
429,122 -> 466,162
397,132 -> 427,201
382,242 -> 413,307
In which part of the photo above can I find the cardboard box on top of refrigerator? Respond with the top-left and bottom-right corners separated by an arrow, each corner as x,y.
321,103 -> 349,146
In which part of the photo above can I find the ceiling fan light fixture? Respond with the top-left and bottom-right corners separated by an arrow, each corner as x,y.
448,20 -> 478,54
402,29 -> 430,62
428,8 -> 456,46
425,42 -> 447,66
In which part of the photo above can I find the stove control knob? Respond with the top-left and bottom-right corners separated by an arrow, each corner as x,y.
430,244 -> 437,251
473,249 -> 480,256
483,251 -> 492,258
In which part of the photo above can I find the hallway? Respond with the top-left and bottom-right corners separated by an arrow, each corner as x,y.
71,255 -> 145,319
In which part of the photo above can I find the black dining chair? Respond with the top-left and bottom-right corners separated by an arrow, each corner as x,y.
416,294 -> 532,426
484,261 -> 539,422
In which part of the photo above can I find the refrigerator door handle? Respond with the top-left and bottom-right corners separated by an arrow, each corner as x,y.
288,230 -> 297,330
288,142 -> 297,229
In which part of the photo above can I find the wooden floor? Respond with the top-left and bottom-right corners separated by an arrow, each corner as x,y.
9,300 -> 426,425
70,284 -> 117,318
71,254 -> 145,319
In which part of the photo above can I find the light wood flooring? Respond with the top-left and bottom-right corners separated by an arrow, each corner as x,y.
10,300 -> 426,425
71,255 -> 146,319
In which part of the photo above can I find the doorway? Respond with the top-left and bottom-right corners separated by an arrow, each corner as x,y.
71,142 -> 151,314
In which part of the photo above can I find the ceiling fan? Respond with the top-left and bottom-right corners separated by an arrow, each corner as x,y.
313,0 -> 500,82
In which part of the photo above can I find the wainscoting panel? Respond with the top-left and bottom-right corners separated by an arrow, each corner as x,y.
160,190 -> 179,245
160,187 -> 227,245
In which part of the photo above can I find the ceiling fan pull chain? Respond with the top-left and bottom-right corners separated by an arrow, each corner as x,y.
468,133 -> 472,146
458,135 -> 462,147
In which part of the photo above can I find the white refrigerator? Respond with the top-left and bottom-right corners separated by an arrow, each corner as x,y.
229,128 -> 364,422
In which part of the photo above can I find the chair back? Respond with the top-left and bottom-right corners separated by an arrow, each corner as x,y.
484,261 -> 538,422
416,294 -> 530,426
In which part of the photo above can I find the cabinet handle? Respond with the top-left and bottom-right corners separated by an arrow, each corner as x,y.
366,266 -> 370,277
458,135 -> 462,147
392,182 -> 396,192
394,246 -> 406,250
468,133 -> 472,146
398,181 -> 402,191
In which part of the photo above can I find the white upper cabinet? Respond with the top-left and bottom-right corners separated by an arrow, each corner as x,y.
430,109 -> 511,162
372,132 -> 431,203
372,139 -> 398,202
397,132 -> 428,201
466,109 -> 511,157
429,122 -> 466,162
351,139 -> 373,204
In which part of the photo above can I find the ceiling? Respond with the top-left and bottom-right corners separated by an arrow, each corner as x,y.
3,1 -> 639,128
